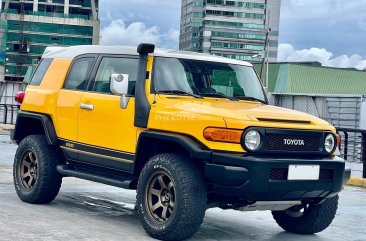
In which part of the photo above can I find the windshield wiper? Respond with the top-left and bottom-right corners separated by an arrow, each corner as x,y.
200,92 -> 238,101
234,96 -> 267,104
157,90 -> 203,99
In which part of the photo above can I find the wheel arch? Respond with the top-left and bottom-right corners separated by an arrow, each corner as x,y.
11,111 -> 58,145
133,131 -> 211,175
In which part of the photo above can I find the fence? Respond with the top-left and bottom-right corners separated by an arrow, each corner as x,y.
0,104 -> 19,125
337,128 -> 366,178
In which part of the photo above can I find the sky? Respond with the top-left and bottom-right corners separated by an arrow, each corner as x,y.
99,0 -> 366,69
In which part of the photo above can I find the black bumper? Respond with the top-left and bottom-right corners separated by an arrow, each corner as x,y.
205,153 -> 347,201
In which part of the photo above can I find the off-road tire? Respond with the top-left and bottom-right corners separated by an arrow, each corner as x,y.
272,195 -> 339,234
13,135 -> 63,204
137,153 -> 206,241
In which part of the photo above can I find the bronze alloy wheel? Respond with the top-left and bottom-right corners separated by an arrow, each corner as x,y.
146,171 -> 176,223
18,150 -> 39,191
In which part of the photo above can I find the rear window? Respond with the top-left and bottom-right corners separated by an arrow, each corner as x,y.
29,58 -> 53,86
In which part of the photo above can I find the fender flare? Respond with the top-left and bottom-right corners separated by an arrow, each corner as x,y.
134,131 -> 212,173
11,111 -> 58,145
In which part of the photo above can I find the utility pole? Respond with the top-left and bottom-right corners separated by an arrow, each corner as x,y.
265,0 -> 271,89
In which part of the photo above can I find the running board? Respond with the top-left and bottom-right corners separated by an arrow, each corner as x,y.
57,165 -> 134,189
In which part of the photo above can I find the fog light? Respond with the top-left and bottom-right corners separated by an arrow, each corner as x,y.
244,130 -> 261,151
325,134 -> 335,153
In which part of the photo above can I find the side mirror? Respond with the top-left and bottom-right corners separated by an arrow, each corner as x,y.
110,74 -> 130,109
110,74 -> 129,96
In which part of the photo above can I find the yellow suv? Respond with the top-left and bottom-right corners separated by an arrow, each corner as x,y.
11,44 -> 349,241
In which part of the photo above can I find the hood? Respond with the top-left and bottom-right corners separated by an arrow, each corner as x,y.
153,97 -> 334,131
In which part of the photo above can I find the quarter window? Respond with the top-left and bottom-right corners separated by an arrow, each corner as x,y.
29,58 -> 53,86
64,57 -> 94,90
92,57 -> 139,95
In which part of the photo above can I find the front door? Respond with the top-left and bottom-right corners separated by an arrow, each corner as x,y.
77,56 -> 139,172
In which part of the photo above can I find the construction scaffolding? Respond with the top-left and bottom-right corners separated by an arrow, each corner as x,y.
0,0 -> 100,82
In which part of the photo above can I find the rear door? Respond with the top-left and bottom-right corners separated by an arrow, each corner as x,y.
56,55 -> 96,160
77,55 -> 139,172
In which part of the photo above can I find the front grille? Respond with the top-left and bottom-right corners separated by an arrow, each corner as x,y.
269,168 -> 333,180
265,134 -> 321,152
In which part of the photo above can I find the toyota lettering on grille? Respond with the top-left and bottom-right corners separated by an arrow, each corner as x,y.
283,139 -> 305,146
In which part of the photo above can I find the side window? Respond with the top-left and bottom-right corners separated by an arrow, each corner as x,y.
29,58 -> 53,86
64,57 -> 94,90
92,57 -> 138,95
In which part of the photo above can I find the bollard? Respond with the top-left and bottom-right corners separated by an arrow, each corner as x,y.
3,105 -> 8,124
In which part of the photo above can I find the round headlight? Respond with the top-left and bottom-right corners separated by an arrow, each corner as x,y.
324,134 -> 335,153
244,130 -> 261,151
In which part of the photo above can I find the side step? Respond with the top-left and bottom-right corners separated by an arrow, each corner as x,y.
57,164 -> 135,189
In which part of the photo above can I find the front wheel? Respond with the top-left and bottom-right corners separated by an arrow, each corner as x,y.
137,153 -> 207,241
272,195 -> 339,234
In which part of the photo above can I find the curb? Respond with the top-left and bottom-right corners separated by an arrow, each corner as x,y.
0,124 -> 14,131
347,177 -> 366,188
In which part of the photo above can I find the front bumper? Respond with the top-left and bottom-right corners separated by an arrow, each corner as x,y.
205,153 -> 348,201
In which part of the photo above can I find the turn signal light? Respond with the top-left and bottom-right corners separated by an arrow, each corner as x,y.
203,128 -> 243,143
15,91 -> 25,104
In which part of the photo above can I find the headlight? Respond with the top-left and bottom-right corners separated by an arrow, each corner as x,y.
324,134 -> 335,153
244,130 -> 261,151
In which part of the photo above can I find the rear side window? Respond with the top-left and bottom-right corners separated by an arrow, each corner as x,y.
64,57 -> 94,90
29,58 -> 53,86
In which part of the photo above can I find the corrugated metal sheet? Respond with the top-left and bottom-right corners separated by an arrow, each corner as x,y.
254,63 -> 366,94
287,65 -> 366,94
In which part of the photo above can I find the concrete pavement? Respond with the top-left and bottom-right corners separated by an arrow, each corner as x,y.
1,135 -> 366,241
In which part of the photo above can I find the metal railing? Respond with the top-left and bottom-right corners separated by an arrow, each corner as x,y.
0,104 -> 20,125
337,128 -> 366,178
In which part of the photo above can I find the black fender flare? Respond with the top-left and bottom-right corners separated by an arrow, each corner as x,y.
134,131 -> 212,172
11,111 -> 58,145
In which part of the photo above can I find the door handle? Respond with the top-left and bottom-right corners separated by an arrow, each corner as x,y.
80,103 -> 94,110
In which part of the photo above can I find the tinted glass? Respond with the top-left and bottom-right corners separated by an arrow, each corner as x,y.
29,58 -> 53,86
153,57 -> 266,102
64,57 -> 94,90
92,57 -> 138,95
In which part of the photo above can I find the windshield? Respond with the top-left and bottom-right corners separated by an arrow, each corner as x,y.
152,57 -> 267,102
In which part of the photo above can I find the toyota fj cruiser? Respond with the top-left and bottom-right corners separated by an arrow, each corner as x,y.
11,44 -> 349,241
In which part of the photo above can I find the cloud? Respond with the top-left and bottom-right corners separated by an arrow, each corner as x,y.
280,0 -> 366,57
100,19 -> 180,49
278,44 -> 366,70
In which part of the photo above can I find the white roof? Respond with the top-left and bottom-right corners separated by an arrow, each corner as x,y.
42,45 -> 253,67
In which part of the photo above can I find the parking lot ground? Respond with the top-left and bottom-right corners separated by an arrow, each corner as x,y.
1,134 -> 366,241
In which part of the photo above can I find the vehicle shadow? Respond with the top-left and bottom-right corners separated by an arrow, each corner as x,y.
52,192 -> 328,241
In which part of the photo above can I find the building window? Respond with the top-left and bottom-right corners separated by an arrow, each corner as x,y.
203,20 -> 265,29
211,42 -> 265,51
194,1 -> 204,7
192,22 -> 203,27
193,12 -> 203,18
211,31 -> 266,40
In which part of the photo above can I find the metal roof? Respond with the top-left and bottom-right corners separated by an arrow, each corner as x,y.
43,45 -> 253,67
254,63 -> 366,95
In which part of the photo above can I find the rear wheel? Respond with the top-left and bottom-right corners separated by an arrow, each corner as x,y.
137,153 -> 206,241
13,135 -> 63,204
272,195 -> 339,234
